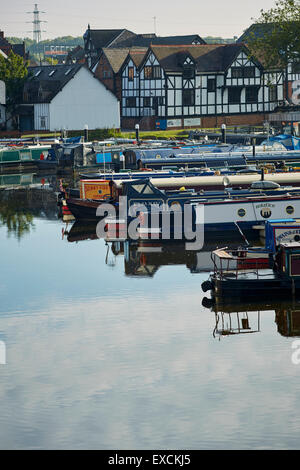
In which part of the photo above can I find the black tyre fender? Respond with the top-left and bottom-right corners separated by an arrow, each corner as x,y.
201,280 -> 213,292
202,296 -> 214,309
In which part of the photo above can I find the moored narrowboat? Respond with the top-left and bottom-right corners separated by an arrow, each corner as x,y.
202,242 -> 300,302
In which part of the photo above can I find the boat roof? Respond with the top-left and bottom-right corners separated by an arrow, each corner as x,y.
280,242 -> 300,248
212,248 -> 234,259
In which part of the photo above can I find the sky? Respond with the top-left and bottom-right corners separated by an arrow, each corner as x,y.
1,0 -> 278,40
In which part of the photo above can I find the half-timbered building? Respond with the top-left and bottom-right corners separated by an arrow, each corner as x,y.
94,35 -> 207,103
121,43 -> 284,129
238,23 -> 300,104
83,26 -> 136,69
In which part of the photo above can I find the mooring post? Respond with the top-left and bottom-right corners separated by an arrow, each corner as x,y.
251,137 -> 256,157
135,124 -> 140,144
221,124 -> 226,144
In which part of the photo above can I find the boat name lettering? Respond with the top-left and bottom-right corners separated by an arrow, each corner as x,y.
255,203 -> 275,209
277,230 -> 300,241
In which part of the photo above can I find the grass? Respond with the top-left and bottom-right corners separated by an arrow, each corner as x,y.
21,125 -> 267,141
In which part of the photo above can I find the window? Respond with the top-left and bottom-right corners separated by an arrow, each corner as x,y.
65,68 -> 72,76
245,87 -> 258,103
183,67 -> 195,79
48,70 -> 56,77
153,66 -> 161,79
40,116 -> 46,129
292,62 -> 300,74
231,66 -> 255,78
182,89 -> 195,106
231,67 -> 243,78
152,96 -> 164,110
269,85 -> 278,102
243,66 -> 255,78
144,66 -> 152,79
144,97 -> 151,107
144,66 -> 161,79
228,87 -> 241,104
125,97 -> 136,107
207,78 -> 216,92
128,67 -> 134,81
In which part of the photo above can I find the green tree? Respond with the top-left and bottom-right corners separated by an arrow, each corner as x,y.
246,0 -> 300,100
0,51 -> 28,112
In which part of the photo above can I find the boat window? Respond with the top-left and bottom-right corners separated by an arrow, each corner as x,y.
142,185 -> 155,194
131,183 -> 156,195
131,184 -> 146,193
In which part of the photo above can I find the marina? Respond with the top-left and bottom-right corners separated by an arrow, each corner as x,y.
2,0 -> 300,451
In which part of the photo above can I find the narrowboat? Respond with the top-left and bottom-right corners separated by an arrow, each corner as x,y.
201,242 -> 300,302
0,145 -> 53,171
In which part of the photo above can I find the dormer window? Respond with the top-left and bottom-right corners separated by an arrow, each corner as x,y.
34,70 -> 41,77
49,70 -> 56,77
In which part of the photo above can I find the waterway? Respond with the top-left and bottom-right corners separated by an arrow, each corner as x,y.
0,175 -> 300,449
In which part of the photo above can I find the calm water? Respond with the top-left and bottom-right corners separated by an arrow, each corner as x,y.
1,181 -> 300,449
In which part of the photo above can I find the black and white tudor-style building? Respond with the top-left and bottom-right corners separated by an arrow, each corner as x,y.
121,43 -> 286,128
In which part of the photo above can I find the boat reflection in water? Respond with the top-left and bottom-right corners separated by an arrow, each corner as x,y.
202,297 -> 300,340
65,220 -> 248,276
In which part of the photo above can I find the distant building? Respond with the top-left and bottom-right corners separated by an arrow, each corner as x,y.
0,30 -> 28,61
20,64 -> 120,131
66,46 -> 85,65
84,26 -> 136,69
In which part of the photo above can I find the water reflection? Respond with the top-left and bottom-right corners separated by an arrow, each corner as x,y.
0,173 -> 60,238
64,220 -> 247,276
2,183 -> 300,449
202,297 -> 300,340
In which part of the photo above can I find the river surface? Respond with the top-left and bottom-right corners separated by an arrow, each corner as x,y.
1,178 -> 300,450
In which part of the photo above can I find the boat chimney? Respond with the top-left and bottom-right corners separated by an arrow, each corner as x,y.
221,124 -> 226,144
251,137 -> 256,157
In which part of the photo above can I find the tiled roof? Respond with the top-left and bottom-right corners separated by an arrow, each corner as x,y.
101,48 -> 131,73
128,48 -> 148,67
115,34 -> 206,48
238,23 -> 281,42
11,43 -> 26,58
101,47 -> 148,72
84,29 -> 135,50
149,43 -> 247,73
24,64 -> 83,103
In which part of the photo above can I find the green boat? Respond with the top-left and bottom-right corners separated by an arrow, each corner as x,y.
0,146 -> 52,169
